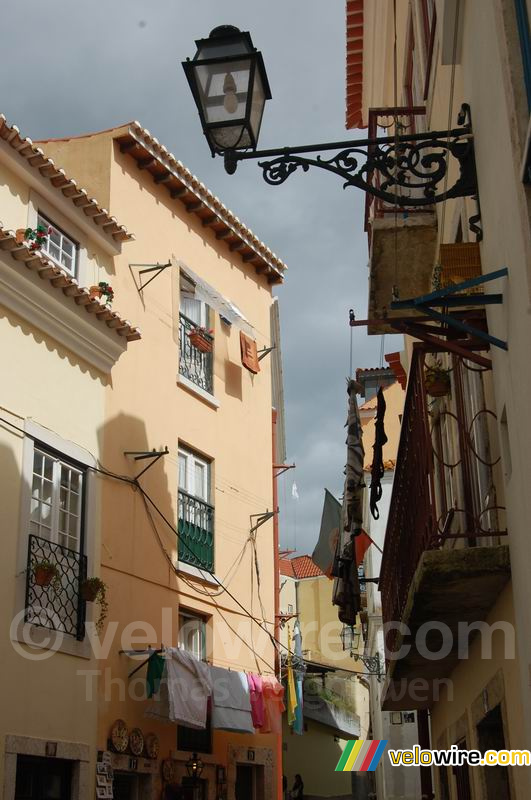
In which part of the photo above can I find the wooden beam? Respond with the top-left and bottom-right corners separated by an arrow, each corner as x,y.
229,241 -> 245,252
242,252 -> 257,262
215,228 -> 232,240
120,140 -> 138,153
186,200 -> 203,212
171,186 -> 187,199
154,171 -> 172,184
392,322 -> 492,368
138,157 -> 156,170
202,214 -> 218,226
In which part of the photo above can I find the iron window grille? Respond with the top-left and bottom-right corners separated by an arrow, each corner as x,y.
179,313 -> 214,394
26,533 -> 87,640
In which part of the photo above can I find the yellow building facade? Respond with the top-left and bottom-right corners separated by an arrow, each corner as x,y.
0,114 -> 138,797
1,112 -> 287,800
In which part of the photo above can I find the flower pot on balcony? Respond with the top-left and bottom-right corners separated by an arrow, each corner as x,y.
89,285 -> 103,301
16,228 -> 26,244
188,329 -> 213,353
34,564 -> 57,587
426,378 -> 450,397
80,577 -> 108,633
80,580 -> 100,602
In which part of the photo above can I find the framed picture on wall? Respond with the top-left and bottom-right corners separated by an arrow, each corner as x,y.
96,788 -> 107,799
96,764 -> 107,775
96,775 -> 108,787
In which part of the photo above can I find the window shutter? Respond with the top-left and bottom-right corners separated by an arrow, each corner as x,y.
240,331 -> 260,374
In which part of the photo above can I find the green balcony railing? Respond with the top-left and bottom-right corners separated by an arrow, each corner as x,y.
178,490 -> 214,572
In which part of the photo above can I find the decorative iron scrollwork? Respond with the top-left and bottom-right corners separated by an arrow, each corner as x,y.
258,134 -> 476,207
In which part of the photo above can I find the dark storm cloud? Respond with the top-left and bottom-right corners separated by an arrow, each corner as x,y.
0,1 -> 401,553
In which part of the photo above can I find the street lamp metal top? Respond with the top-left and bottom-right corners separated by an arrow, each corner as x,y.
182,25 -> 271,156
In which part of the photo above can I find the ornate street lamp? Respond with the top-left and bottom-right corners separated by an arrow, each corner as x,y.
185,752 -> 204,783
182,26 -> 271,159
183,27 -> 480,231
340,625 -> 360,653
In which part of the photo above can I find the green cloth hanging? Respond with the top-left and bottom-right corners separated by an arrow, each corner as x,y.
146,653 -> 165,698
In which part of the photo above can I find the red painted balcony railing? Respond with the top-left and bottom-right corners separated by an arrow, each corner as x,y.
379,345 -> 507,653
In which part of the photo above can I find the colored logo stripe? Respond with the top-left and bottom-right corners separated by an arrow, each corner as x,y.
335,740 -> 388,772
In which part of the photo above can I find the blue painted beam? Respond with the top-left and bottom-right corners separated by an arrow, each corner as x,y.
421,307 -> 508,350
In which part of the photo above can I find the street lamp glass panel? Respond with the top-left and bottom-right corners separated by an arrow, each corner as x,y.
183,27 -> 271,155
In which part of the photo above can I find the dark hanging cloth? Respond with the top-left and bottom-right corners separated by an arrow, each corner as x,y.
146,652 -> 166,698
332,379 -> 364,625
370,387 -> 388,520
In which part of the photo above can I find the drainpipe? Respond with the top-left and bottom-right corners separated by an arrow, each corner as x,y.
417,709 -> 434,799
272,408 -> 282,800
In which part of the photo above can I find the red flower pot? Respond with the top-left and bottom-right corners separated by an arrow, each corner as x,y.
426,378 -> 450,398
188,331 -> 213,353
34,565 -> 56,587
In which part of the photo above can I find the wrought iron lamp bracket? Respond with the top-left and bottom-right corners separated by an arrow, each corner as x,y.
352,652 -> 383,680
223,105 -> 479,228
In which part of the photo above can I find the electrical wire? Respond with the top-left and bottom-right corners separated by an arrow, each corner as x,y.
2,414 -> 378,677
140,489 -> 276,674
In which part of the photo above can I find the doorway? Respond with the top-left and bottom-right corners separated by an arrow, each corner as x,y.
14,756 -> 72,800
477,704 -> 511,800
235,764 -> 265,800
113,772 -> 152,800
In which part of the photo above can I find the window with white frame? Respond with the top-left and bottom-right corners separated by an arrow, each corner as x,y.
178,447 -> 210,503
27,445 -> 87,640
178,610 -> 207,661
177,446 -> 214,571
30,446 -> 84,553
180,292 -> 208,327
37,213 -> 78,276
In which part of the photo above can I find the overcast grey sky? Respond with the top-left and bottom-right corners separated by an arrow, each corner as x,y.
1,1 -> 401,554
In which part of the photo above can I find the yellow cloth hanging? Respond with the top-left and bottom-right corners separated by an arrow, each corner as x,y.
286,625 -> 298,726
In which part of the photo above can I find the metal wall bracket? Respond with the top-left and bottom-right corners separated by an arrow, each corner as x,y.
129,261 -> 172,293
249,510 -> 278,535
257,344 -> 276,362
124,447 -> 169,479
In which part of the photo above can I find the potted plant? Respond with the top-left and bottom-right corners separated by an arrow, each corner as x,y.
20,224 -> 52,251
425,360 -> 451,397
33,559 -> 60,590
80,577 -> 109,633
89,281 -> 114,304
188,325 -> 214,353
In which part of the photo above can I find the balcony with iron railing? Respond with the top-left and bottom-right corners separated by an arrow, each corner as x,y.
179,313 -> 214,394
364,107 -> 438,334
26,533 -> 87,640
178,490 -> 214,572
379,345 -> 510,710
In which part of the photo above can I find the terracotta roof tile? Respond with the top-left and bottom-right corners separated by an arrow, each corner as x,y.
0,115 -> 133,245
279,555 -> 324,580
346,0 -> 366,129
116,121 -> 287,284
0,226 -> 141,343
